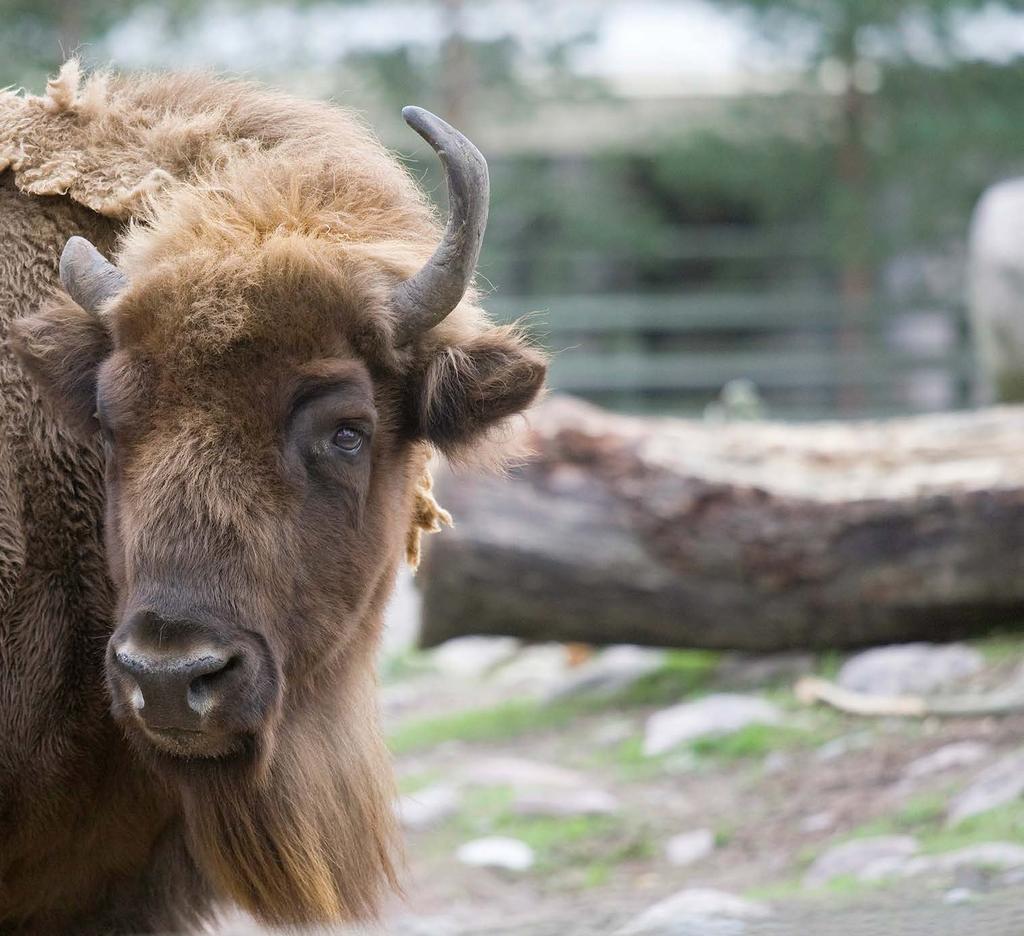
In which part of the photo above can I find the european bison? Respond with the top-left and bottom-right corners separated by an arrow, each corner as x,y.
0,61 -> 545,933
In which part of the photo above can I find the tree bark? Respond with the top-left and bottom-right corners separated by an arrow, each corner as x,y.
419,396 -> 1024,651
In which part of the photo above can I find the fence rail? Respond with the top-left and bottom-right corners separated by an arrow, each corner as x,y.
487,290 -> 972,419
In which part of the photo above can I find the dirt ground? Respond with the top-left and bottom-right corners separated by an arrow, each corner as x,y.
359,623 -> 1024,935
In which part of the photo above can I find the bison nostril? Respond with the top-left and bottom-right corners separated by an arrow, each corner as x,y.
186,654 -> 240,715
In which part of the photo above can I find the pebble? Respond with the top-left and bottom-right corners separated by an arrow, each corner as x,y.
664,829 -> 716,867
456,836 -> 535,872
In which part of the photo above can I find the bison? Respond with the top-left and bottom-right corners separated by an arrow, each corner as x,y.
0,61 -> 545,933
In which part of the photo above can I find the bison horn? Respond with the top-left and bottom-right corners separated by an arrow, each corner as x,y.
59,236 -> 127,313
391,106 -> 490,344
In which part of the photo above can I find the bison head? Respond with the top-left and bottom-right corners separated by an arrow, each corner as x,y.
11,108 -> 545,923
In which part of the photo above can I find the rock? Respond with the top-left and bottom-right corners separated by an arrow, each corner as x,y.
430,636 -> 520,679
904,741 -> 991,781
547,645 -> 666,702
944,887 -> 976,905
803,836 -> 920,887
836,643 -> 983,696
492,643 -> 572,692
512,788 -> 619,818
948,749 -> 1024,825
904,842 -> 1024,878
617,888 -> 771,936
460,757 -> 585,790
664,829 -> 716,867
643,694 -> 782,757
456,836 -> 535,872
397,784 -> 461,831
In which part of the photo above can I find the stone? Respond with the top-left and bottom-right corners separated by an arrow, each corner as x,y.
904,741 -> 990,780
948,749 -> 1024,826
836,643 -> 983,696
664,829 -> 716,867
430,636 -> 520,679
547,645 -> 666,702
803,836 -> 920,888
617,888 -> 771,936
459,757 -> 585,790
901,842 -> 1024,878
397,784 -> 461,831
492,642 -> 573,692
643,694 -> 782,757
456,836 -> 535,872
944,887 -> 976,905
512,788 -> 619,818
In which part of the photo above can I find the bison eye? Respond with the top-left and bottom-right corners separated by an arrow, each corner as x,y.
332,425 -> 364,454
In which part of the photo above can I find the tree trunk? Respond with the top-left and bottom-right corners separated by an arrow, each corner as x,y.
419,396 -> 1024,651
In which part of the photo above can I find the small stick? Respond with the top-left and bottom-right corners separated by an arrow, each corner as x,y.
794,676 -> 1024,718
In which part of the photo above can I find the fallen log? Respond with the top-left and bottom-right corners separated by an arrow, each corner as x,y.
418,396 -> 1024,651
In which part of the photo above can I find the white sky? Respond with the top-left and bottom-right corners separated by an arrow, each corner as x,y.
104,0 -> 1024,95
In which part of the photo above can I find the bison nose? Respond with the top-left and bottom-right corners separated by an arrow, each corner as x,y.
113,648 -> 234,730
109,612 -> 237,732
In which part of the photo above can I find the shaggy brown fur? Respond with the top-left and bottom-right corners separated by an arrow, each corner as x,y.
0,61 -> 545,934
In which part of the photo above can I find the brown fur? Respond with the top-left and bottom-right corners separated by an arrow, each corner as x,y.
0,62 -> 545,933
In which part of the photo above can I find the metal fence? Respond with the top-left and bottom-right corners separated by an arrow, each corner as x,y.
482,218 -> 972,421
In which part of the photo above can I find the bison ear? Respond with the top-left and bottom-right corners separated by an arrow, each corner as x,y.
416,327 -> 547,456
9,301 -> 112,438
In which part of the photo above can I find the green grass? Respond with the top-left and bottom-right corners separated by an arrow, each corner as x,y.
921,799 -> 1024,854
387,650 -> 721,756
388,698 -> 586,754
611,650 -> 720,706
690,723 -> 818,760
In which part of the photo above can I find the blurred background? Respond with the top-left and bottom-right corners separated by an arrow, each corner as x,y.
6,0 -> 1024,419
8,2 -> 1024,934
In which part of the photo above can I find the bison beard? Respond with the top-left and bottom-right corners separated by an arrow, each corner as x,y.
183,677 -> 399,924
0,61 -> 545,932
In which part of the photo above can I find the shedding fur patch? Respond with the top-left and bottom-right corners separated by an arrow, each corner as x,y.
405,467 -> 452,570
